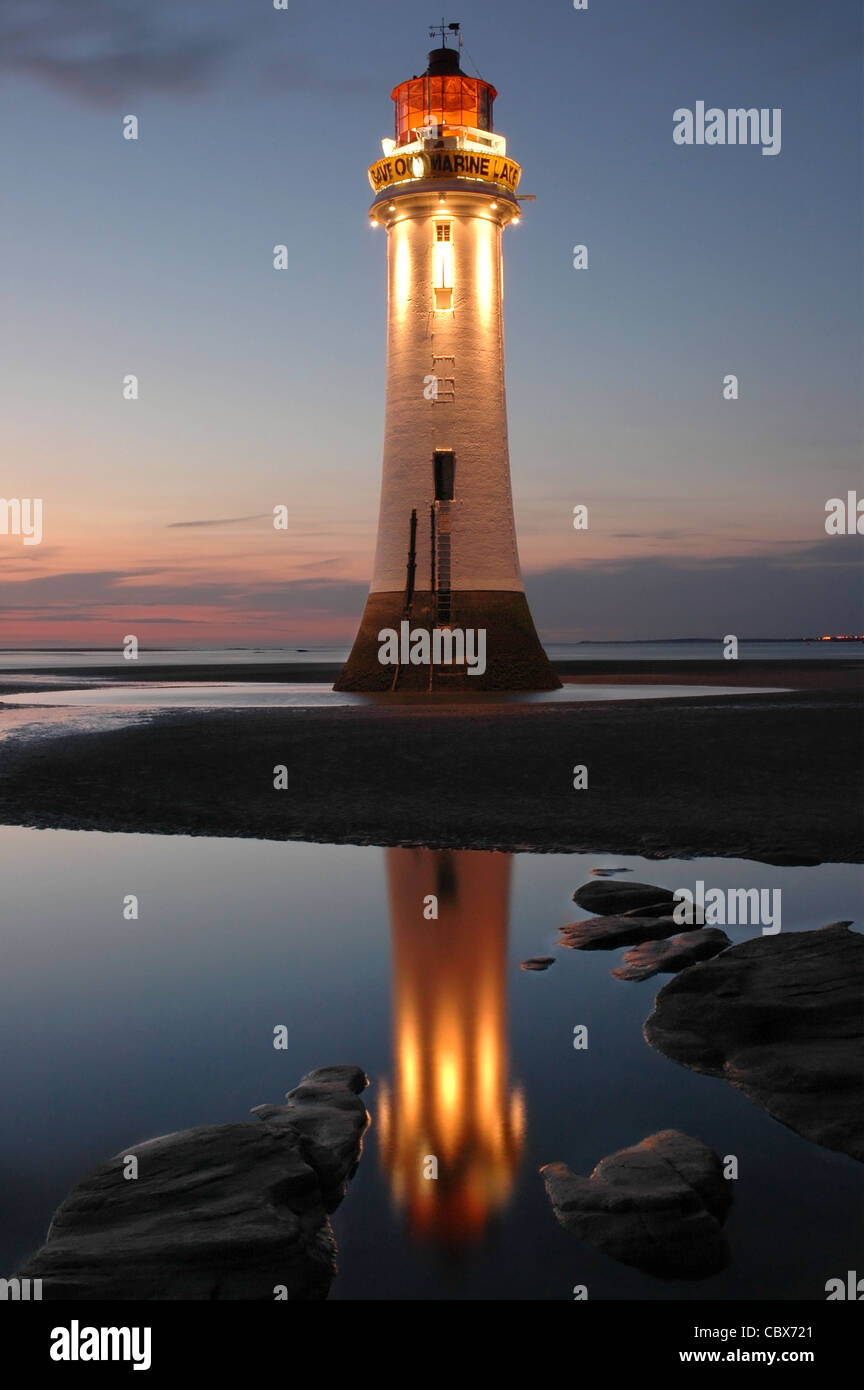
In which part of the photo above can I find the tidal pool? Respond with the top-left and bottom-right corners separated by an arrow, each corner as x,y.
0,826 -> 859,1300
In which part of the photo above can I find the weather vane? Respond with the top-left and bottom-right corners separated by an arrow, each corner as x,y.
429,19 -> 461,49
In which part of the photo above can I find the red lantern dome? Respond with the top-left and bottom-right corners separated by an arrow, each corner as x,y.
391,46 -> 497,147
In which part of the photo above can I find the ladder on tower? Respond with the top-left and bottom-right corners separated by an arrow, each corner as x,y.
432,500 -> 452,624
429,500 -> 468,689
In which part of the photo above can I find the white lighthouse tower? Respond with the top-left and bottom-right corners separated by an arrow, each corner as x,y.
336,30 -> 560,692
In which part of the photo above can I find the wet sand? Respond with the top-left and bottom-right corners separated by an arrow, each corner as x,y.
0,661 -> 860,863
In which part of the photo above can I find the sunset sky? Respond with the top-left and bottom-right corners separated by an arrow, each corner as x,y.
1,0 -> 861,646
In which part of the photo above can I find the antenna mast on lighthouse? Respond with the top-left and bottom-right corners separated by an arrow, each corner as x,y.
428,18 -> 462,51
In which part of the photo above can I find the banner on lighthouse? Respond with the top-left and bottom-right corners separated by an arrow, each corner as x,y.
368,149 -> 521,194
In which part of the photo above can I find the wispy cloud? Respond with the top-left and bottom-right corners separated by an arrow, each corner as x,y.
0,0 -> 238,103
167,513 -> 272,529
0,0 -> 379,105
0,567 -> 367,614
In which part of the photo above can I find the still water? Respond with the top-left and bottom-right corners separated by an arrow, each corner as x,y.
1,682 -> 785,710
0,826 -> 860,1300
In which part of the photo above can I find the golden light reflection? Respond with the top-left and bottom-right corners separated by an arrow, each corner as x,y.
377,848 -> 524,1250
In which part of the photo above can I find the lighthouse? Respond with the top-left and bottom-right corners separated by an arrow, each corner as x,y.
335,31 -> 560,692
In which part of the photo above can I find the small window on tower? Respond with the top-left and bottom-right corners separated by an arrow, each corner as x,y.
434,450 -> 455,501
433,221 -> 453,310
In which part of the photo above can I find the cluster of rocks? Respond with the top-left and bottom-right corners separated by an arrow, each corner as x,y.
14,1064 -> 369,1300
538,877 -> 736,1276
540,878 -> 862,1277
519,872 -> 725,979
558,878 -> 729,978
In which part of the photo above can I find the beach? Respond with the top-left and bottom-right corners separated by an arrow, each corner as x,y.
1,659 -> 860,862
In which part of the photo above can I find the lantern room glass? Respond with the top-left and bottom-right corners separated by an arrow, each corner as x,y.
392,75 -> 497,144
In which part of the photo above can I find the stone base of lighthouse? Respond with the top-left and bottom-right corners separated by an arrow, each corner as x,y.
334,590 -> 561,692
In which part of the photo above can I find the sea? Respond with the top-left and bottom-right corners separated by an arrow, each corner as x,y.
0,639 -> 860,670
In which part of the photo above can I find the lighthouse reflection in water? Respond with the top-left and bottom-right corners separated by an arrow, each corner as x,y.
377,848 -> 525,1249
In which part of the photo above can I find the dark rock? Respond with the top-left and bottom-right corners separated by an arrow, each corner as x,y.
520,956 -> 556,971
15,1064 -> 369,1300
589,867 -> 632,876
612,928 -> 731,981
573,880 -> 676,915
757,850 -> 823,867
622,900 -> 694,920
559,915 -> 680,950
644,923 -> 864,1162
541,1129 -> 732,1279
288,1063 -> 367,1093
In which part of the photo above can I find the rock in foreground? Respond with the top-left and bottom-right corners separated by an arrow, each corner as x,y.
573,880 -> 676,915
541,1130 -> 732,1279
644,923 -> 864,1162
15,1064 -> 369,1300
611,928 -> 731,980
558,914 -> 680,950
